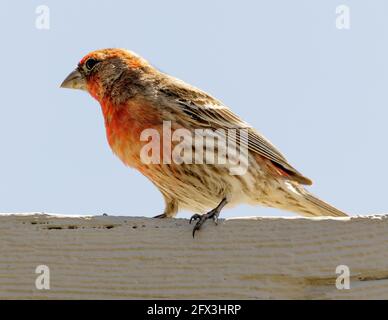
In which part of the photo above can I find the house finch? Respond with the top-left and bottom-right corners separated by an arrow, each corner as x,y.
61,48 -> 347,237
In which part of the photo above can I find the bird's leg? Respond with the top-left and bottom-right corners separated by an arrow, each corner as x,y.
153,213 -> 167,218
153,197 -> 178,218
190,197 -> 228,237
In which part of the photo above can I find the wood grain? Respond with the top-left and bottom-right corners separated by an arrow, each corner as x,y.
0,213 -> 387,299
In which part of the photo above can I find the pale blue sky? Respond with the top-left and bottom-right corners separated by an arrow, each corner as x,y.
1,1 -> 387,218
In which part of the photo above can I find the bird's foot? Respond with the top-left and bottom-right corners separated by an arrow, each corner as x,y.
189,209 -> 219,238
153,213 -> 167,218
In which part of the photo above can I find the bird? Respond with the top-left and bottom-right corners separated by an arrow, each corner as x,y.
61,48 -> 347,237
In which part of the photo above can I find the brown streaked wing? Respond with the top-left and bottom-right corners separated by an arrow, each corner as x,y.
160,83 -> 312,185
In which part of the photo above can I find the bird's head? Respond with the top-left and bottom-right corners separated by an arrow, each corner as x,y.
60,48 -> 151,100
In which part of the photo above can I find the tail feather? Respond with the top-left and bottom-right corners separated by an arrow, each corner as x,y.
300,190 -> 348,217
281,183 -> 348,217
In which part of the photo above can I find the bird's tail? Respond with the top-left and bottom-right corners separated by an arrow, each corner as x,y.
278,183 -> 348,217
298,188 -> 348,217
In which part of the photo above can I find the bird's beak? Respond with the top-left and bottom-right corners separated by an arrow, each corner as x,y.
60,68 -> 87,90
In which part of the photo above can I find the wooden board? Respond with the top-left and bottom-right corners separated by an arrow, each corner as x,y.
0,213 -> 387,299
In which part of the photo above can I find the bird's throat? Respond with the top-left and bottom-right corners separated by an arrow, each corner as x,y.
98,97 -> 163,169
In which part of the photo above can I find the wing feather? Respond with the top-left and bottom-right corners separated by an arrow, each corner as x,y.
158,80 -> 312,185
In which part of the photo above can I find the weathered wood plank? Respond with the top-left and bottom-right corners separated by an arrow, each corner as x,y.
0,213 -> 387,299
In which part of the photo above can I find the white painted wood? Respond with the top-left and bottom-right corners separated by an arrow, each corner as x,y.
0,213 -> 387,299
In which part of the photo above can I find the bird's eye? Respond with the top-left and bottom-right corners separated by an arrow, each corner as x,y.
85,58 -> 99,71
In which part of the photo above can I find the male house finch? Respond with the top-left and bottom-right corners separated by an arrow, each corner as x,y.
61,48 -> 347,237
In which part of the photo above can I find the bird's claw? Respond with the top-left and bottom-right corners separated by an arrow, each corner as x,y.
189,209 -> 219,238
192,222 -> 201,238
153,213 -> 167,219
189,214 -> 201,224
